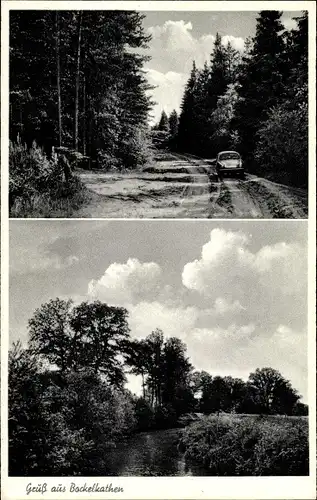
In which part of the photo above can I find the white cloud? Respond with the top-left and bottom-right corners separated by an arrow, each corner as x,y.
128,301 -> 199,339
88,258 -> 162,304
148,20 -> 244,74
146,20 -> 245,122
213,297 -> 245,315
182,228 -> 305,298
146,68 -> 187,123
282,17 -> 298,31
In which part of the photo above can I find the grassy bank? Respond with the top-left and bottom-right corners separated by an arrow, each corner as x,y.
9,141 -> 91,218
179,413 -> 309,476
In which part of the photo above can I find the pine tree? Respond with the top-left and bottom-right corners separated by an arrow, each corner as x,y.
168,110 -> 179,137
157,110 -> 170,132
177,61 -> 198,152
234,11 -> 286,158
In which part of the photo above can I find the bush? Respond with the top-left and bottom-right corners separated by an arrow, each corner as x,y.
254,91 -> 308,188
9,345 -> 137,476
179,414 -> 309,475
9,139 -> 89,217
118,129 -> 153,170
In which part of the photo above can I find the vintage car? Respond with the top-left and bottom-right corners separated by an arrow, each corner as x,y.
216,151 -> 244,179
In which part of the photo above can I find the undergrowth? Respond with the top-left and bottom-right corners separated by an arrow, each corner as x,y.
9,140 -> 91,218
179,414 -> 309,476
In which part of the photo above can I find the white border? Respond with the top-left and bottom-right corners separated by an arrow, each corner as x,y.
1,2 -> 316,499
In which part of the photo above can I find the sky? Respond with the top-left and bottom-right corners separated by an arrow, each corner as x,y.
141,11 -> 301,123
9,220 -> 308,401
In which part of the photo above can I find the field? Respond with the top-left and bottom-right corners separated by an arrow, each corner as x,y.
179,413 -> 309,476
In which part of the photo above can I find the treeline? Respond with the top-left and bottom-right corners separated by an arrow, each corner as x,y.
176,11 -> 308,187
10,10 -> 152,170
9,298 -> 307,475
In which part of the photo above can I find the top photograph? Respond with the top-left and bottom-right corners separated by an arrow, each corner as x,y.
8,9 -> 309,219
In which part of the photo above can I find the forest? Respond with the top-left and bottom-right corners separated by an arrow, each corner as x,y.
9,11 -> 308,216
9,298 -> 308,476
9,10 -> 153,215
155,11 -> 308,188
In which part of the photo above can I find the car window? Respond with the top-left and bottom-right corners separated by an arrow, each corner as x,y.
219,153 -> 240,160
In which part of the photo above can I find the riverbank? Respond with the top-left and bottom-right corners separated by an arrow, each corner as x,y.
179,413 -> 309,476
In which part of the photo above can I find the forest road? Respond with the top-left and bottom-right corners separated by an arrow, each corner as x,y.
75,152 -> 308,219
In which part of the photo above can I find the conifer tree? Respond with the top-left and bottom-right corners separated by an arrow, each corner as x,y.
234,11 -> 286,158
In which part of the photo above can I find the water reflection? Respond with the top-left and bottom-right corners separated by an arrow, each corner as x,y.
103,429 -> 209,476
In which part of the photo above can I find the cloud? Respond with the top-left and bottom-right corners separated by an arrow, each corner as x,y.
88,258 -> 162,304
182,228 -> 305,298
188,323 -> 307,399
128,301 -> 199,339
146,20 -> 245,122
146,69 -> 187,123
213,297 -> 245,315
282,17 -> 298,31
148,20 -> 245,74
9,248 -> 79,274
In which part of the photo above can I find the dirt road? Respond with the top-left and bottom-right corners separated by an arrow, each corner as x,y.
74,152 -> 308,219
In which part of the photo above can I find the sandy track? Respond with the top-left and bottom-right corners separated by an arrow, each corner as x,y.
74,152 -> 308,219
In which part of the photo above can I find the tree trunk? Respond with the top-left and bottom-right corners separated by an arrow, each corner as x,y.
74,11 -> 83,151
56,12 -> 62,147
83,74 -> 86,155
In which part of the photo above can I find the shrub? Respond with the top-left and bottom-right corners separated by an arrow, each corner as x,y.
9,345 -> 137,476
9,139 -> 89,217
254,93 -> 308,188
179,414 -> 309,476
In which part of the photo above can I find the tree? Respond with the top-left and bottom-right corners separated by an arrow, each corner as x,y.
168,110 -> 179,138
28,298 -> 74,371
28,298 -> 130,385
9,11 -> 152,169
234,11 -> 286,158
70,301 -> 130,385
157,110 -> 170,132
248,367 -> 300,414
177,61 -> 198,152
161,337 -> 194,416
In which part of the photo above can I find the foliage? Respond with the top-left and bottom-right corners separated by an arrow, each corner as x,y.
247,367 -> 300,414
10,11 -> 152,171
10,296 -> 308,476
9,139 -> 89,217
176,11 -> 308,186
9,342 -> 136,476
179,414 -> 309,475
28,298 -> 130,385
157,110 -> 170,132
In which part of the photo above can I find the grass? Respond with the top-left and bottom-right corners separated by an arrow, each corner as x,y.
10,176 -> 92,218
178,413 -> 309,476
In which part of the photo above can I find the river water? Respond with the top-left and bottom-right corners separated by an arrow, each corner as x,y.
103,428 -> 209,476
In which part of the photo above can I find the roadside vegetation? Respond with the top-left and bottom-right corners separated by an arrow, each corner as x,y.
173,11 -> 308,188
9,11 -> 153,216
9,297 -> 308,476
9,140 -> 91,217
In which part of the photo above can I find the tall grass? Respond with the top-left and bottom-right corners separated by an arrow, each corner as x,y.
9,140 -> 91,218
179,414 -> 309,476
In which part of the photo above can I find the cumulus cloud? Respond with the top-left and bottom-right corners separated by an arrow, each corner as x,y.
145,20 -> 245,122
88,258 -> 162,304
148,20 -> 244,74
128,301 -> 200,339
182,228 -> 305,298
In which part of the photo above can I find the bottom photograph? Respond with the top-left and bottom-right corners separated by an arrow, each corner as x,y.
9,220 -> 309,477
